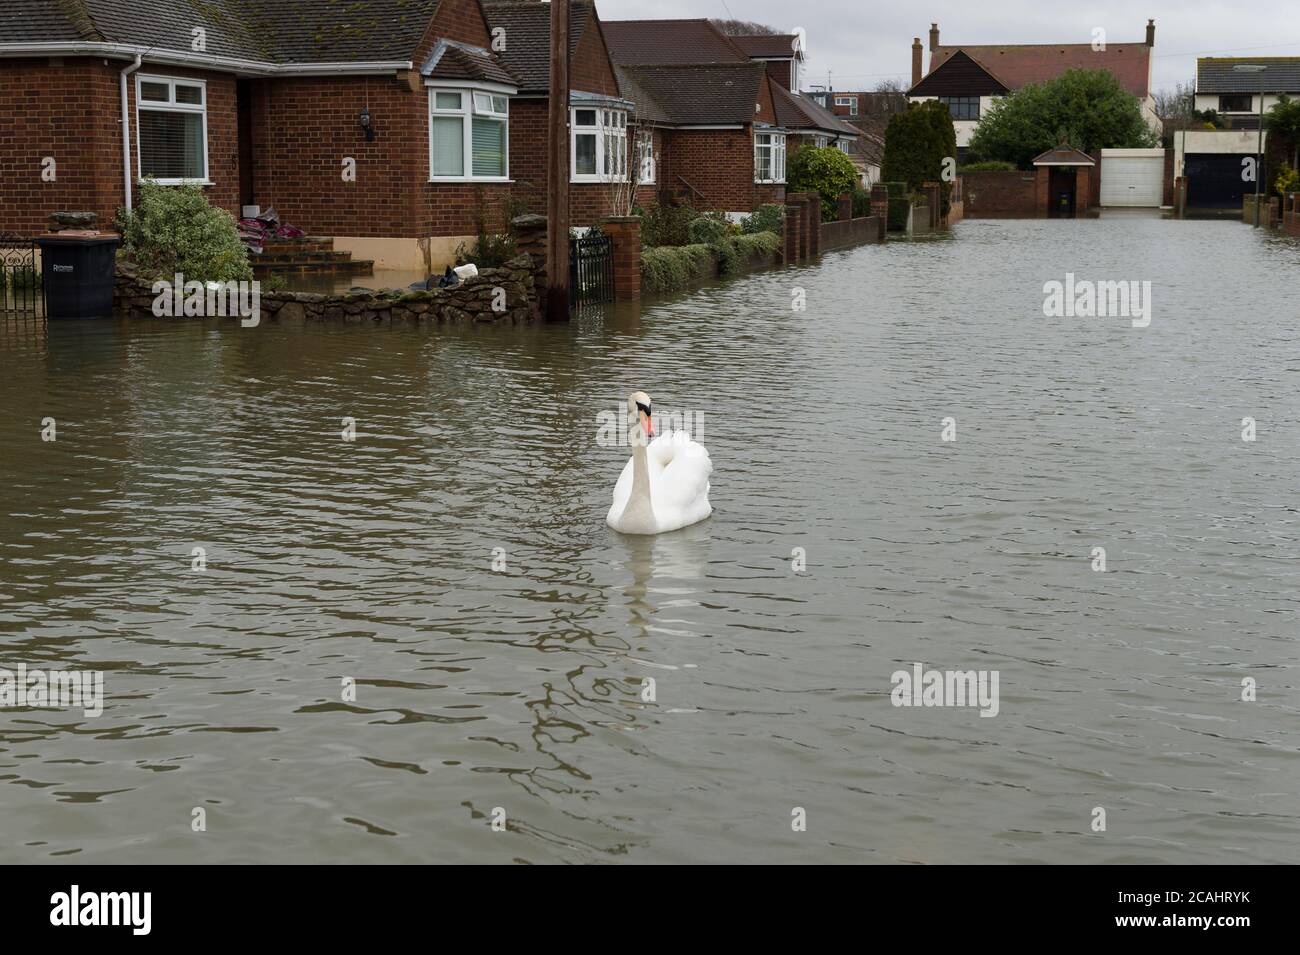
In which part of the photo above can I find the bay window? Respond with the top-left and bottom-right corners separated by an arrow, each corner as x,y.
572,107 -> 628,182
754,131 -> 786,184
136,75 -> 208,183
428,87 -> 510,181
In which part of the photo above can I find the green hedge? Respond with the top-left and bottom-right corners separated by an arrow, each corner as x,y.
959,160 -> 1017,172
641,232 -> 781,295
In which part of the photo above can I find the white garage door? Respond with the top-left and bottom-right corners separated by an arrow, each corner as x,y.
1100,149 -> 1165,207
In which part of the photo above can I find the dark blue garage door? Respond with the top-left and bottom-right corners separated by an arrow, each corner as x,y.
1185,153 -> 1255,209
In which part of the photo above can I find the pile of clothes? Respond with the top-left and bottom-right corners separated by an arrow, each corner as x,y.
237,207 -> 305,254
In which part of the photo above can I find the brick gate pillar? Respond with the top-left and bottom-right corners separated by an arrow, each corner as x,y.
602,216 -> 642,301
784,199 -> 803,262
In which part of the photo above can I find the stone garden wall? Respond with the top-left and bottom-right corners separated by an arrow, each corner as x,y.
113,255 -> 541,325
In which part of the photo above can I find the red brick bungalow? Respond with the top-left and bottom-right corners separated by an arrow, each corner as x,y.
482,1 -> 633,226
604,18 -> 856,215
0,0 -> 524,271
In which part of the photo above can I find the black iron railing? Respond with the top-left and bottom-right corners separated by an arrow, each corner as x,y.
569,232 -> 613,308
0,235 -> 41,317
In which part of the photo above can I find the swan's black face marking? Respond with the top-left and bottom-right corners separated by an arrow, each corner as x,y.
635,401 -> 651,417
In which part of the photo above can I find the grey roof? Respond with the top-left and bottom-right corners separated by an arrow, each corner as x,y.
616,62 -> 766,126
1,0 -> 446,64
614,65 -> 671,124
0,0 -> 88,42
483,1 -> 594,94
775,86 -> 859,137
423,41 -> 518,87
1197,57 -> 1300,93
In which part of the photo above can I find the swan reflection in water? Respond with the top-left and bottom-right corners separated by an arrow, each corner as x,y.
612,518 -> 713,644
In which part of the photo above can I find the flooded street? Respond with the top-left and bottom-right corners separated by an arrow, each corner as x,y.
1,217 -> 1298,864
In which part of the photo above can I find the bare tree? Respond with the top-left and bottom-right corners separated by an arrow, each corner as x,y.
1153,80 -> 1195,123
710,19 -> 781,36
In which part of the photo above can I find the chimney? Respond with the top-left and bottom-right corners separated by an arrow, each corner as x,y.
912,38 -> 922,87
1146,19 -> 1155,46
929,23 -> 940,52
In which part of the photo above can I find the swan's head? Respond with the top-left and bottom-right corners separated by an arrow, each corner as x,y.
627,391 -> 654,445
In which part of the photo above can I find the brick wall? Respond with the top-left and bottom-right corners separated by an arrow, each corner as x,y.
0,58 -> 237,235
962,170 -> 1040,218
661,128 -> 758,212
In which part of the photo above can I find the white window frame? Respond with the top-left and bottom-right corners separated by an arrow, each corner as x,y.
427,83 -> 511,183
754,131 -> 786,184
571,107 -> 628,183
135,74 -> 210,185
834,95 -> 858,117
635,130 -> 656,185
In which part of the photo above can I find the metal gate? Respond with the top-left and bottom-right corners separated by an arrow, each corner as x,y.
569,232 -> 613,308
0,235 -> 41,317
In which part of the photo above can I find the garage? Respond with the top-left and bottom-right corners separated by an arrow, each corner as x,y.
1099,149 -> 1166,207
1185,153 -> 1252,209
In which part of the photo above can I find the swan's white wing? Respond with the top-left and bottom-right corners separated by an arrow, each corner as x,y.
651,432 -> 712,520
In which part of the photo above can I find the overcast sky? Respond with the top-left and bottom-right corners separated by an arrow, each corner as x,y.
595,0 -> 1300,93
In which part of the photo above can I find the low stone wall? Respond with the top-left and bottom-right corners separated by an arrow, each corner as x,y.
113,254 -> 541,324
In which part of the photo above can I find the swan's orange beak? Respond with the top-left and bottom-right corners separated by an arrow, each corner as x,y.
640,411 -> 654,439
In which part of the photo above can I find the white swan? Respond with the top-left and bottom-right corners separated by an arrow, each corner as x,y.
607,392 -> 713,535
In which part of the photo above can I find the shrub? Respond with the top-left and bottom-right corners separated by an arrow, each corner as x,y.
787,145 -> 859,221
639,233 -> 781,295
116,180 -> 251,282
457,188 -> 518,268
687,213 -> 731,245
1274,163 -> 1300,196
740,203 -> 784,234
637,201 -> 698,248
733,231 -> 781,261
641,244 -> 714,294
851,187 -> 871,217
882,100 -> 957,214
959,160 -> 1017,172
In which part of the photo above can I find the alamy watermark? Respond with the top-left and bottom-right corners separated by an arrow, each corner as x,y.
0,663 -> 103,717
1043,273 -> 1151,328
152,273 -> 261,327
595,403 -> 705,447
890,663 -> 999,717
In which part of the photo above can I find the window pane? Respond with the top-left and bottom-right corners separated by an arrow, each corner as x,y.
492,96 -> 508,113
575,109 -> 596,127
139,109 -> 204,179
473,92 -> 492,112
175,84 -> 202,106
140,81 -> 169,102
471,116 -> 505,177
575,132 -> 596,175
435,92 -> 462,110
431,115 -> 464,175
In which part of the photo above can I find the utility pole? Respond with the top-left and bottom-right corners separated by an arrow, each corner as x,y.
546,0 -> 571,319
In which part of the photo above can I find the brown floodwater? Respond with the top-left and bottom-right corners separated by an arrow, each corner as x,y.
1,216 -> 1298,863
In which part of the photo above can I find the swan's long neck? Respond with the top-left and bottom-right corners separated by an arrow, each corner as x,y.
622,438 -> 654,524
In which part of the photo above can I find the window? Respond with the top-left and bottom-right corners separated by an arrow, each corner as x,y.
835,95 -> 858,116
136,75 -> 208,183
836,139 -> 851,154
1219,94 -> 1253,113
572,107 -> 628,182
937,96 -> 980,121
428,87 -> 509,181
635,131 -> 656,185
754,131 -> 786,183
